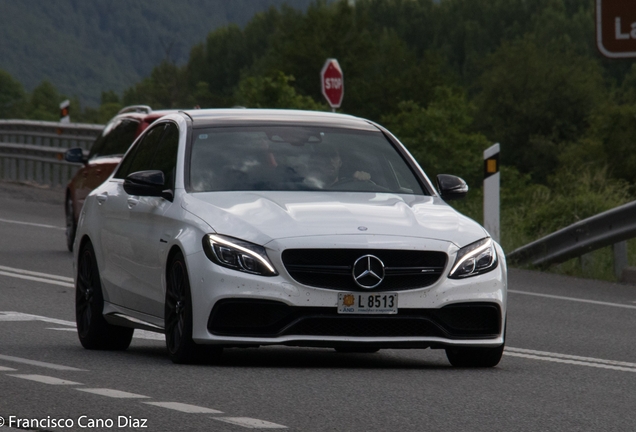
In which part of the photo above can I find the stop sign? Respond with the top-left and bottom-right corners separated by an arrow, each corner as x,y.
321,58 -> 344,109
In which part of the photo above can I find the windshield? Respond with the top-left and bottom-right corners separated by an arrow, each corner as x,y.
189,126 -> 426,195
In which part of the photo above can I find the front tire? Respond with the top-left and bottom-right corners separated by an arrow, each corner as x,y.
76,241 -> 133,350
165,252 -> 222,364
445,345 -> 504,368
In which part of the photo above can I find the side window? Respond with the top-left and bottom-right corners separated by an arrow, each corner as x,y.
90,119 -> 139,159
149,123 -> 179,189
115,125 -> 166,179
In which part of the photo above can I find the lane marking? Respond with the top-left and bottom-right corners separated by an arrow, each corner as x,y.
0,217 -> 65,231
0,266 -> 73,282
509,290 -> 636,310
0,366 -> 17,371
506,347 -> 636,368
76,388 -> 150,399
0,312 -> 165,341
143,402 -> 223,414
504,352 -> 636,373
0,271 -> 74,288
213,417 -> 287,429
45,326 -> 164,341
0,312 -> 75,326
0,354 -> 85,371
8,374 -> 82,385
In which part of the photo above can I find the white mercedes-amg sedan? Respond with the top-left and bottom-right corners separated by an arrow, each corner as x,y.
73,109 -> 507,367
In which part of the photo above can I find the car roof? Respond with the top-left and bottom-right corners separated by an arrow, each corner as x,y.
117,109 -> 180,122
180,109 -> 380,131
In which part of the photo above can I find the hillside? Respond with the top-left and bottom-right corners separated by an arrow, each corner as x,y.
0,0 -> 315,105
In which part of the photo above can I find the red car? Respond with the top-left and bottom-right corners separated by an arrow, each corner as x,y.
64,105 -> 177,251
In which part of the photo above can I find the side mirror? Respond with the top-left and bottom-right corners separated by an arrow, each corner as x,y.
64,147 -> 87,164
437,174 -> 468,200
124,170 -> 173,201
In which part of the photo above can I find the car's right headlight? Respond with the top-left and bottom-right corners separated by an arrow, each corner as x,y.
202,234 -> 278,276
448,237 -> 498,279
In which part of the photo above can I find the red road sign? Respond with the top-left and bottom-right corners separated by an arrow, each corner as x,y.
321,59 -> 344,108
597,0 -> 636,58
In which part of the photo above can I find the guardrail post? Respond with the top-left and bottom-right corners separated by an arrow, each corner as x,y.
613,241 -> 628,280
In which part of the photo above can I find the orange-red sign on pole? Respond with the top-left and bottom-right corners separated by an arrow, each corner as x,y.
597,0 -> 636,58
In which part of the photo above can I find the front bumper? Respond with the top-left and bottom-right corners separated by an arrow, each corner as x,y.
186,236 -> 507,348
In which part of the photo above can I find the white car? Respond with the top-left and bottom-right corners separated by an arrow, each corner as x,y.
73,109 -> 507,367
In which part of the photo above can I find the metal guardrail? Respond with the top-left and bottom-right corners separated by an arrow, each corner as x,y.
0,120 -> 102,187
507,200 -> 636,278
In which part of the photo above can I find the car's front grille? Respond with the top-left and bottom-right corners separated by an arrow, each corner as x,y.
208,299 -> 501,339
281,249 -> 447,291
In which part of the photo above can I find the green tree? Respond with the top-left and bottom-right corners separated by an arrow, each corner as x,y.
0,69 -> 26,118
234,71 -> 326,110
123,61 -> 190,109
381,87 -> 491,187
473,37 -> 606,182
27,81 -> 64,121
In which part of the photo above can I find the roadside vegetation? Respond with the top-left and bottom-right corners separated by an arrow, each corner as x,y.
2,0 -> 636,281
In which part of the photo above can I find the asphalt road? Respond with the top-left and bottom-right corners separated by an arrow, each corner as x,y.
1,181 -> 636,432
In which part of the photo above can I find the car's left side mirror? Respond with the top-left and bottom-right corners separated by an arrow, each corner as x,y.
64,147 -> 87,164
124,170 -> 173,201
437,174 -> 468,200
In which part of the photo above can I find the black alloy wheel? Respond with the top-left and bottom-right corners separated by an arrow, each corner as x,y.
65,194 -> 77,252
76,241 -> 133,350
165,251 -> 222,364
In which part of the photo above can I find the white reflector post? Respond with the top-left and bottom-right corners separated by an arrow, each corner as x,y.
483,143 -> 500,243
59,99 -> 70,124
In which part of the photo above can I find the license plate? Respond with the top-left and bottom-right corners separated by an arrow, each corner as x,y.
337,292 -> 398,314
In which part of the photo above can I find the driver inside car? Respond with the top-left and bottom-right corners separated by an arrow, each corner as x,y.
304,145 -> 371,189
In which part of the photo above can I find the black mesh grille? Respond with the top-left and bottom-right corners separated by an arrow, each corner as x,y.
208,300 -> 500,339
281,249 -> 447,291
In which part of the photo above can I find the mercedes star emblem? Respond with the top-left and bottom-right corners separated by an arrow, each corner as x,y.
352,255 -> 385,289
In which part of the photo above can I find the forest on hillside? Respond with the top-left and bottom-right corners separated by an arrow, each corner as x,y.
2,0 -> 636,279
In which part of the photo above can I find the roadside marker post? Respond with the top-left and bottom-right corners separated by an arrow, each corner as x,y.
484,143 -> 500,243
59,100 -> 70,123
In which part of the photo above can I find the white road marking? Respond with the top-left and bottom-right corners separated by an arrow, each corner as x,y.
0,312 -> 165,341
0,271 -> 74,288
76,388 -> 150,399
0,366 -> 16,371
46,327 -> 76,332
0,266 -> 73,282
144,402 -> 223,414
506,347 -> 636,368
8,374 -> 82,385
509,290 -> 636,310
0,311 -> 75,326
0,354 -> 85,371
213,417 -> 287,429
0,217 -> 65,231
504,352 -> 636,373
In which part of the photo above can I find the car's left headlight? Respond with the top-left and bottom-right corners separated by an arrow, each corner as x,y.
202,234 -> 278,276
448,237 -> 498,279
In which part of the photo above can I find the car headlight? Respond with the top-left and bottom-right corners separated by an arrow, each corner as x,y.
202,234 -> 278,276
448,237 -> 498,279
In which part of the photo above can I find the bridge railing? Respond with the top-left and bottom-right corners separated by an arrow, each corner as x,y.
0,120 -> 102,187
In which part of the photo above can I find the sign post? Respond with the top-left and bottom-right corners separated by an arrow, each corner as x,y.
483,144 -> 500,243
596,0 -> 636,58
320,58 -> 344,112
59,100 -> 70,123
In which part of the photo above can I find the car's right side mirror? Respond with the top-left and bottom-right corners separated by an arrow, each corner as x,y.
437,174 -> 468,200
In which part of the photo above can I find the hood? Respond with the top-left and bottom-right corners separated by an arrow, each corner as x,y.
181,191 -> 488,248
